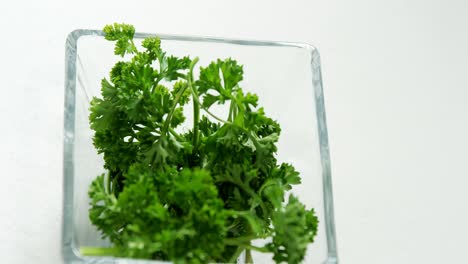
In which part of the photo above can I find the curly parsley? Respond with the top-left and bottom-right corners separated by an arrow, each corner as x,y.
81,23 -> 319,264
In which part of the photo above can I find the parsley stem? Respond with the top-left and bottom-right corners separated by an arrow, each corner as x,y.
161,88 -> 186,137
228,99 -> 235,122
192,94 -> 200,148
188,57 -> 200,150
245,249 -> 253,263
105,172 -> 111,194
247,245 -> 269,253
152,78 -> 190,165
233,102 -> 238,118
221,177 -> 268,215
203,107 -> 231,124
80,246 -> 119,256
228,246 -> 245,263
190,92 -> 232,125
169,127 -> 183,141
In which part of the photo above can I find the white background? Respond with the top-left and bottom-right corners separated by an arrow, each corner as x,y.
1,0 -> 467,263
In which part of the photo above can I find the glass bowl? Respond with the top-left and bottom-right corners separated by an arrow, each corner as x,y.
62,29 -> 338,264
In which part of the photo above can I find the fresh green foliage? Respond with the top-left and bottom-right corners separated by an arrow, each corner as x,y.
84,23 -> 319,264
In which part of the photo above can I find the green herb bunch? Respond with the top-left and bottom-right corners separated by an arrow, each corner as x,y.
83,23 -> 318,264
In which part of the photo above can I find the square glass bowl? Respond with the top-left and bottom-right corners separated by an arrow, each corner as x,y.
63,29 -> 338,264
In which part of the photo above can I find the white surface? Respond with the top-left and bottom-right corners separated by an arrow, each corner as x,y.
1,0 -> 467,263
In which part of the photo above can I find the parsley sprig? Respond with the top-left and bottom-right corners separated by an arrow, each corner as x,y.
83,23 -> 318,264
